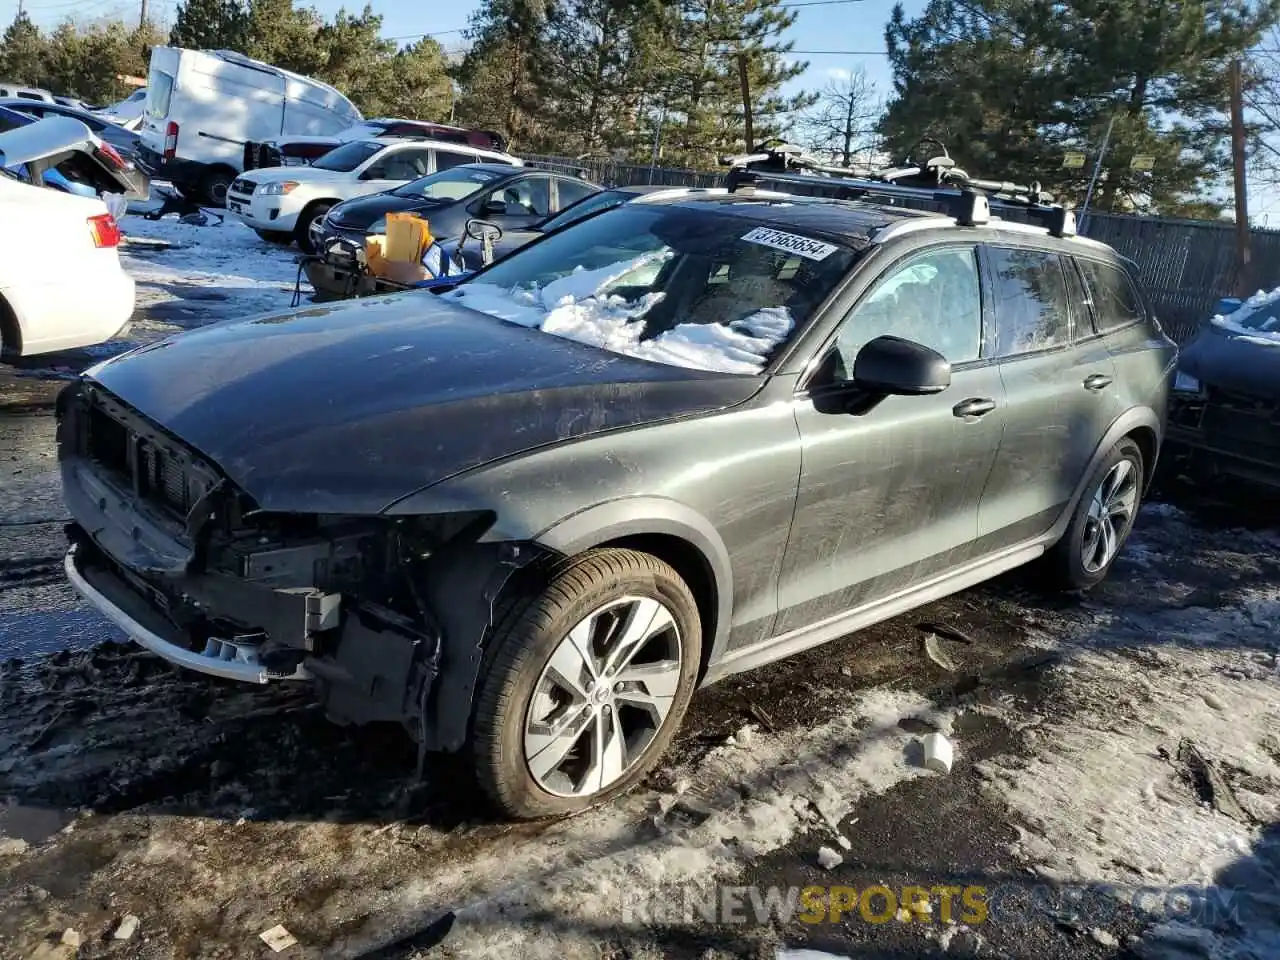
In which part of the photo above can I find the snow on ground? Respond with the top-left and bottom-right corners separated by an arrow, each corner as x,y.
343,687 -> 946,959
976,509 -> 1280,960
443,256 -> 795,375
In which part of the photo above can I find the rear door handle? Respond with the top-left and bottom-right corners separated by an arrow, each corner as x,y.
952,397 -> 997,419
1083,374 -> 1113,391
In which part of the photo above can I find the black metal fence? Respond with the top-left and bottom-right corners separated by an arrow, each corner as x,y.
524,152 -> 1280,345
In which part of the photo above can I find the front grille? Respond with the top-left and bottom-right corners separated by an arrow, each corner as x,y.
230,177 -> 256,195
83,395 -> 211,519
1203,386 -> 1280,463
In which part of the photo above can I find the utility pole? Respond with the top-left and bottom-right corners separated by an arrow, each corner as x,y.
139,0 -> 148,29
1230,57 -> 1252,296
1079,113 -> 1116,230
737,52 -> 754,152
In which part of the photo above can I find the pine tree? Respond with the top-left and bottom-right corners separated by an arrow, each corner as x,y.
882,0 -> 1280,214
0,12 -> 47,86
169,0 -> 249,51
454,0 -> 550,150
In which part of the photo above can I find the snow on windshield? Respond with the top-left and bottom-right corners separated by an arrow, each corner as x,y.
441,253 -> 795,374
1211,286 -> 1280,346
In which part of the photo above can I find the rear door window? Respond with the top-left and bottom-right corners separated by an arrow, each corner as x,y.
986,246 -> 1072,356
1077,258 -> 1143,333
147,70 -> 175,118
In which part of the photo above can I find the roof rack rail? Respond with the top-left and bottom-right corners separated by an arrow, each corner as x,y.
722,139 -> 1077,238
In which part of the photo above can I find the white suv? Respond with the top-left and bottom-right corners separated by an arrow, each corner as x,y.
226,137 -> 521,251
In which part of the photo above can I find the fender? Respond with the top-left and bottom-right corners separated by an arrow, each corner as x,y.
1048,404 -> 1163,544
533,496 -> 736,678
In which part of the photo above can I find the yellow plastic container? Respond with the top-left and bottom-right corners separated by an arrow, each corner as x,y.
384,213 -> 432,264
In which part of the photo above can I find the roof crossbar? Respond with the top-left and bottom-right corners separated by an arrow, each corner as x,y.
723,139 -> 1077,238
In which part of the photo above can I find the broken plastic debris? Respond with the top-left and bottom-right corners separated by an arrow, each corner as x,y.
923,634 -> 958,672
922,732 -> 954,774
260,924 -> 298,952
113,914 -> 140,940
1091,928 -> 1118,947
816,846 -> 843,870
60,928 -> 82,948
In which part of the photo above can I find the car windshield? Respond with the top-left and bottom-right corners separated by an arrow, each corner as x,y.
391,165 -> 505,201
440,204 -> 859,375
311,140 -> 382,172
535,189 -> 630,233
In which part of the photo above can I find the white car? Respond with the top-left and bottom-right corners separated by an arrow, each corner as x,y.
0,119 -> 136,358
225,137 -> 521,250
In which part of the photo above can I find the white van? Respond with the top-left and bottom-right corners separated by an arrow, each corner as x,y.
135,47 -> 362,206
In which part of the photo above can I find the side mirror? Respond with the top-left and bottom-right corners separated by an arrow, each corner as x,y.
853,335 -> 951,395
480,198 -> 508,216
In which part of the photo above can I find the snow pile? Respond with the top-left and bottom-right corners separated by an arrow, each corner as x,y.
443,255 -> 795,374
1210,285 -> 1280,345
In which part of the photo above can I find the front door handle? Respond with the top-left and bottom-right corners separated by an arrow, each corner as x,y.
952,397 -> 997,419
1083,373 -> 1113,391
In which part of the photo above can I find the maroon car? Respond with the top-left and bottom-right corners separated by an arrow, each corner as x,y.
244,118 -> 506,172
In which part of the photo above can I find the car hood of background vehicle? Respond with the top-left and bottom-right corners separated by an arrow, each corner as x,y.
84,294 -> 759,514
249,165 -> 347,187
1179,326 -> 1280,400
328,191 -> 449,228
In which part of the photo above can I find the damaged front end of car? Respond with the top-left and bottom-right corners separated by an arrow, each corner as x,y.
58,381 -> 543,752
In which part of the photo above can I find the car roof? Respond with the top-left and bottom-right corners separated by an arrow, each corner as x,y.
642,192 -> 1119,257
643,193 -> 927,244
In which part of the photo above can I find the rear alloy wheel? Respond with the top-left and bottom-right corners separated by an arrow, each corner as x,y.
200,168 -> 234,207
1046,437 -> 1144,591
472,549 -> 702,819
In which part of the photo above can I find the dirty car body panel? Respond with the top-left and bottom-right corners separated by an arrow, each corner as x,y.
60,193 -> 1174,765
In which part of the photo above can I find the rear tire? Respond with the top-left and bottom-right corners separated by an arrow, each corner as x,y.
294,202 -> 333,254
1045,437 -> 1144,591
471,548 -> 702,820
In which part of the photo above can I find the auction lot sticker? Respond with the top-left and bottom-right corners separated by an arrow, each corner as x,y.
741,226 -> 838,261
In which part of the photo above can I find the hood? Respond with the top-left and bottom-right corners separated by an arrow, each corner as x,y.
246,165 -> 347,186
83,293 -> 758,514
1179,324 -> 1280,401
329,191 -> 448,229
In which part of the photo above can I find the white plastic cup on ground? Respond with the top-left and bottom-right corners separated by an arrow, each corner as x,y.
921,732 -> 954,774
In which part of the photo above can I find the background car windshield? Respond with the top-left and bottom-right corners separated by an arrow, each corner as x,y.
391,165 -> 504,201
536,189 -> 629,233
311,140 -> 382,172
447,204 -> 858,373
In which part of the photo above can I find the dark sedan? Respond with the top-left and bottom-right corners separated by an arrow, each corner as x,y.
309,163 -> 599,252
1165,292 -> 1280,488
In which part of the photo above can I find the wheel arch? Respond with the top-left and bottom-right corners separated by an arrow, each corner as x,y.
1049,405 -> 1162,544
534,498 -> 734,683
0,291 -> 22,356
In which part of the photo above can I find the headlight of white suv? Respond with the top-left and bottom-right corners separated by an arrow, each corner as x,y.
259,181 -> 300,197
1173,371 -> 1203,394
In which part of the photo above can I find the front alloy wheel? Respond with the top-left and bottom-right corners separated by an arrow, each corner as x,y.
472,549 -> 702,819
525,596 -> 683,798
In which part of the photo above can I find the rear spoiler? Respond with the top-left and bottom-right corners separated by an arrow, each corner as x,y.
0,116 -> 144,198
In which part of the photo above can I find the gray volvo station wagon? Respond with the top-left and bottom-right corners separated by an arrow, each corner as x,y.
58,176 -> 1176,818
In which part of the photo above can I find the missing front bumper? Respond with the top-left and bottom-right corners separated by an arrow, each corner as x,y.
64,542 -> 309,684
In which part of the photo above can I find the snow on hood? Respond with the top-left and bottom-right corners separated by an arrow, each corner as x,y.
441,254 -> 795,375
1210,286 -> 1280,346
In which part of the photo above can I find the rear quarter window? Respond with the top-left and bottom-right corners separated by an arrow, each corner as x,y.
1077,258 -> 1143,333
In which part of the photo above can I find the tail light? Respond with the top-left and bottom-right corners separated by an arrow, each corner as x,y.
87,213 -> 122,248
163,121 -> 179,160
94,141 -> 126,170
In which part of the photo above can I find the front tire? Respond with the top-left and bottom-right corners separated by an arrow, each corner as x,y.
471,549 -> 702,819
1046,437 -> 1144,591
294,202 -> 332,254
